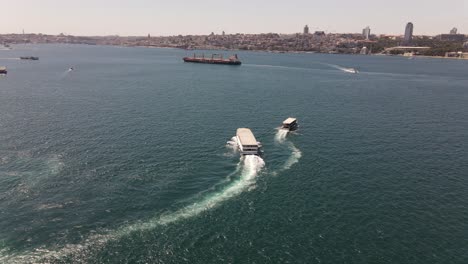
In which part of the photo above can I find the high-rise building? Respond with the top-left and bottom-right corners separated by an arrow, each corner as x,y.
362,26 -> 371,40
303,25 -> 309,34
403,22 -> 413,45
450,27 -> 458,34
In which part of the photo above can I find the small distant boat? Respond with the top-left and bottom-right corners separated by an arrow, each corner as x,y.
343,68 -> 359,74
183,53 -> 241,65
281,117 -> 298,131
234,128 -> 262,155
0,66 -> 7,74
68,67 -> 74,71
20,56 -> 39,60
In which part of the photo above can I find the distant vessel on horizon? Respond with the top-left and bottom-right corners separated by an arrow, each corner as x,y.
343,68 -> 359,74
20,56 -> 39,60
0,66 -> 7,74
183,53 -> 241,65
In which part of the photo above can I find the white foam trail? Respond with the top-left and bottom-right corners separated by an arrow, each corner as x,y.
282,145 -> 302,170
59,70 -> 71,79
323,63 -> 358,73
47,154 -> 64,175
122,155 -> 264,230
274,129 -> 302,172
274,128 -> 289,144
1,156 -> 265,263
226,136 -> 238,149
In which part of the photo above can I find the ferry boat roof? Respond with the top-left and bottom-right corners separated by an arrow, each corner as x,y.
236,128 -> 258,146
283,117 -> 297,125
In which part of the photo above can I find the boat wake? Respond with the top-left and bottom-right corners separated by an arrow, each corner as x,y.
59,69 -> 73,79
133,155 -> 264,227
324,63 -> 359,74
274,128 -> 289,143
0,155 -> 265,263
282,144 -> 302,170
274,129 -> 302,173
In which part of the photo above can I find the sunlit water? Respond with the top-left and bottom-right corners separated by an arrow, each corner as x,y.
1,44 -> 467,263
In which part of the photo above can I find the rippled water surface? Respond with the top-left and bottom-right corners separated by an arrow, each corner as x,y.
0,45 -> 467,263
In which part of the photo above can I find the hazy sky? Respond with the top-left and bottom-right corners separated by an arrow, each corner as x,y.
3,0 -> 467,36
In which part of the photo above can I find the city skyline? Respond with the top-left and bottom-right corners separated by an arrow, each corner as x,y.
2,0 -> 467,36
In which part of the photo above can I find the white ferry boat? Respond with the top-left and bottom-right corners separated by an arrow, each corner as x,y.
235,128 -> 261,155
281,117 -> 298,131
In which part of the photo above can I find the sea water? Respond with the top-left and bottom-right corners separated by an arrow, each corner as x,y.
0,44 -> 467,263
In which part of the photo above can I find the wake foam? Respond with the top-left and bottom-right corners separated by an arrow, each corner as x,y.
274,129 -> 302,172
128,155 -> 264,229
274,128 -> 289,143
324,63 -> 358,73
282,145 -> 302,170
1,156 -> 265,263
59,68 -> 74,79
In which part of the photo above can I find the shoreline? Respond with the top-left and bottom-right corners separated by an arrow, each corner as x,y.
3,42 -> 468,60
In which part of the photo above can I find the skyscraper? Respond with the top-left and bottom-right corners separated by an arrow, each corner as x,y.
403,22 -> 413,45
362,26 -> 371,40
303,25 -> 309,34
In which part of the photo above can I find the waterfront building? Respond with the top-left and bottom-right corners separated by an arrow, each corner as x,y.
439,34 -> 465,42
362,26 -> 371,40
403,22 -> 413,45
304,25 -> 309,34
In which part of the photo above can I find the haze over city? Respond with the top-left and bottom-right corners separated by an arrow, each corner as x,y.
3,0 -> 467,36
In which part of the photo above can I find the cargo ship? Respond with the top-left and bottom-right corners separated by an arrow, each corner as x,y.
0,66 -> 7,74
183,54 -> 241,65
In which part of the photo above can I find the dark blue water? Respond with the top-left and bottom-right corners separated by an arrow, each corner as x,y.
1,44 -> 467,263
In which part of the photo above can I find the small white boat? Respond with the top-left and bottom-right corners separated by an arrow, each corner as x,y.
343,68 -> 359,74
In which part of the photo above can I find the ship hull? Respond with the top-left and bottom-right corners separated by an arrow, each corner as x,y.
183,58 -> 241,65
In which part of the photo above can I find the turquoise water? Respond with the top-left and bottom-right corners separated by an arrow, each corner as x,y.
1,44 -> 467,263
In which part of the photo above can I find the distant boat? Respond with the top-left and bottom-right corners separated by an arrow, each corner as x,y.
281,117 -> 298,131
0,66 -> 7,74
20,56 -> 39,60
343,68 -> 359,74
183,53 -> 241,65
